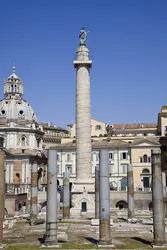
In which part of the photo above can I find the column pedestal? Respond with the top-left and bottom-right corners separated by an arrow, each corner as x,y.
70,182 -> 95,218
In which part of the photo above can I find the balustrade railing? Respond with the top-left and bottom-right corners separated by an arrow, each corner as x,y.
5,184 -> 30,194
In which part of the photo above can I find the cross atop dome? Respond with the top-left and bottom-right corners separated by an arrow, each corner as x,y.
12,65 -> 16,74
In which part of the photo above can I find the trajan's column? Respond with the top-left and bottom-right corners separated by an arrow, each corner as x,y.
71,28 -> 94,217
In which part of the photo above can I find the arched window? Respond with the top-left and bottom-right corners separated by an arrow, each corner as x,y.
20,136 -> 27,147
143,154 -> 148,163
140,155 -> 151,163
21,137 -> 25,147
142,168 -> 150,174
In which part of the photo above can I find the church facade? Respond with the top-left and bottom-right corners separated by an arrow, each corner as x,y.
0,67 -> 47,194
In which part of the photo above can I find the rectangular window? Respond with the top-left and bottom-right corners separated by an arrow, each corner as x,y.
148,157 -> 151,163
121,152 -> 127,160
109,153 -> 113,160
81,201 -> 87,212
57,154 -> 60,162
95,125 -> 101,130
123,152 -> 127,159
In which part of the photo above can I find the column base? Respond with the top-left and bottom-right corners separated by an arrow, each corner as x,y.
98,243 -> 114,248
41,243 -> 60,248
152,239 -> 167,248
152,244 -> 167,248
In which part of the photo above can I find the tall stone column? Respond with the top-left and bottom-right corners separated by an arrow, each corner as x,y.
0,139 -> 5,247
63,172 -> 70,219
74,46 -> 92,183
30,162 -> 38,223
95,166 -> 99,219
71,29 -> 94,218
99,149 -> 112,246
151,149 -> 166,246
45,149 -> 58,247
127,164 -> 135,221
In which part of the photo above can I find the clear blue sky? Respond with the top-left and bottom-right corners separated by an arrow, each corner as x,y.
0,0 -> 167,127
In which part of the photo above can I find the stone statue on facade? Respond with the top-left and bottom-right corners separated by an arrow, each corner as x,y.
79,27 -> 88,46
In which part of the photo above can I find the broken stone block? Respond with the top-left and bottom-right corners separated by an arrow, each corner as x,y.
30,218 -> 45,225
57,232 -> 68,242
127,218 -> 138,224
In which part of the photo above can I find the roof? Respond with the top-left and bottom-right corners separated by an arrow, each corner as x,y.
50,139 -> 130,150
111,123 -> 157,130
67,118 -> 107,128
131,137 -> 160,146
7,67 -> 21,81
41,123 -> 68,132
0,98 -> 37,122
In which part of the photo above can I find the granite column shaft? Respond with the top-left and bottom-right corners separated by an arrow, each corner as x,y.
45,149 -> 58,246
95,166 -> 99,219
127,164 -> 135,219
99,149 -> 112,245
151,149 -> 166,246
63,172 -> 70,219
30,162 -> 38,221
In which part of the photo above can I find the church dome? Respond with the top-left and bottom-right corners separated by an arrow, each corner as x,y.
0,67 -> 37,122
0,98 -> 37,122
